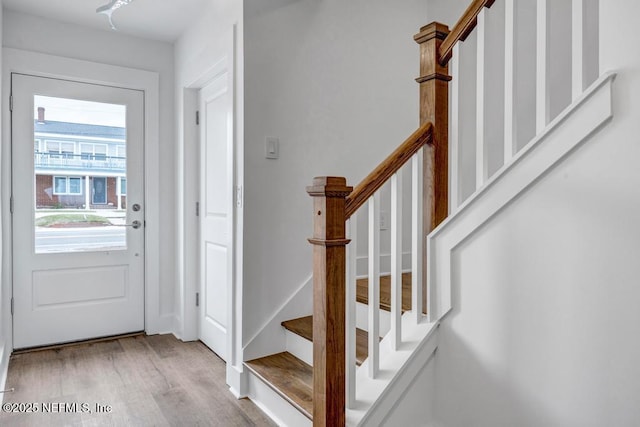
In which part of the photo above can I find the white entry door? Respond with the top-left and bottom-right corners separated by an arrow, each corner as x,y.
12,73 -> 145,349
198,72 -> 233,361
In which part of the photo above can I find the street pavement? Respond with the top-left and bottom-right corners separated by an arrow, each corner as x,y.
35,226 -> 127,252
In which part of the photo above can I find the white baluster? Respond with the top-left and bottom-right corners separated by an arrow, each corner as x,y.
450,43 -> 461,213
346,216 -> 357,408
390,172 -> 402,351
367,194 -> 380,378
536,0 -> 550,133
476,8 -> 489,189
572,0 -> 585,100
504,0 -> 517,162
411,150 -> 423,324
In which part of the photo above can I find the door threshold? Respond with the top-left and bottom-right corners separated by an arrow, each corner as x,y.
12,331 -> 145,354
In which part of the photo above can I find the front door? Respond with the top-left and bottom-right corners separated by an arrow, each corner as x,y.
11,73 -> 145,349
198,72 -> 233,360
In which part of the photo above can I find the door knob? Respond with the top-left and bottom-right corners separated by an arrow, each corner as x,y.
121,220 -> 142,229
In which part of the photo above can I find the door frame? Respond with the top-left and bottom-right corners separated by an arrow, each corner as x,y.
2,48 -> 164,349
177,26 -> 244,395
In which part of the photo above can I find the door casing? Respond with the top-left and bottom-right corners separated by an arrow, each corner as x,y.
177,25 -> 243,395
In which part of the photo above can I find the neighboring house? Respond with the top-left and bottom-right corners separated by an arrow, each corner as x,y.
33,107 -> 127,210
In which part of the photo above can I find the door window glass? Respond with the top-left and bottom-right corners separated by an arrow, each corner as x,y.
34,95 -> 128,253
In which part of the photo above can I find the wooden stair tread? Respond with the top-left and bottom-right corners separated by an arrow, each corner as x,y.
281,316 -> 375,366
245,352 -> 313,420
356,272 -> 415,312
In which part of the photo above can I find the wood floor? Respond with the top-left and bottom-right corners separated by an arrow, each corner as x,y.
0,334 -> 276,427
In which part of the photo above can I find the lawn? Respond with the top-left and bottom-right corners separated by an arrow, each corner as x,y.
35,214 -> 112,228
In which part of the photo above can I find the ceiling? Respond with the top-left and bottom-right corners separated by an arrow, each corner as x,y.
2,0 -> 211,43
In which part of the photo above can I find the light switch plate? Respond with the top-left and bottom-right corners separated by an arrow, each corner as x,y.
380,210 -> 389,230
265,137 -> 279,159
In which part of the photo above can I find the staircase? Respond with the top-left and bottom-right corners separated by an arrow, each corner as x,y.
243,0 -> 604,425
244,273 -> 411,423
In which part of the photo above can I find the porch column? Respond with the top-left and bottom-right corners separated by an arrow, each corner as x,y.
85,175 -> 91,210
117,177 -> 122,210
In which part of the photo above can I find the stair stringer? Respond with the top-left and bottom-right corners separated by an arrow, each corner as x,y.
347,316 -> 439,426
427,71 -> 616,323
243,275 -> 313,362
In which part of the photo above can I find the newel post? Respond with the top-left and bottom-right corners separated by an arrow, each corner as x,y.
307,176 -> 352,427
414,22 -> 450,231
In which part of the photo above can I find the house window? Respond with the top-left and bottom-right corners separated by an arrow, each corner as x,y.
69,177 -> 82,194
94,145 -> 107,161
80,143 -> 108,161
46,141 -> 76,158
54,176 -> 66,194
53,176 -> 82,195
60,142 -> 75,158
120,178 -> 127,196
80,143 -> 93,160
47,141 -> 60,158
116,145 -> 126,158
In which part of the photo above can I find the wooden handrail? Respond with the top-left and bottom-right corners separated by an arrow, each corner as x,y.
344,122 -> 433,219
438,0 -> 496,66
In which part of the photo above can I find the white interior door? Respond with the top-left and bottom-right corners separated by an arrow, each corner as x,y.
198,72 -> 233,361
11,73 -> 145,349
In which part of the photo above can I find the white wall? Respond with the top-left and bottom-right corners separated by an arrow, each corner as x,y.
2,10 -> 176,328
431,2 -> 640,425
434,118 -> 640,425
243,0 -> 427,353
0,0 -> 7,394
381,355 -> 437,427
173,0 -> 244,393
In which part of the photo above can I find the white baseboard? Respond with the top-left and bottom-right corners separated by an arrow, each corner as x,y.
146,313 -> 177,337
227,364 -> 248,398
0,340 -> 11,403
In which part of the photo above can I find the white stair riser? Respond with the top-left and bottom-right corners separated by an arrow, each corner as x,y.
284,329 -> 313,366
356,301 -> 390,336
284,303 -> 390,368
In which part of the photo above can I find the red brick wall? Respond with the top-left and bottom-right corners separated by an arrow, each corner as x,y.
106,177 -> 117,207
35,175 -> 123,209
35,175 -> 56,208
35,175 -> 84,209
